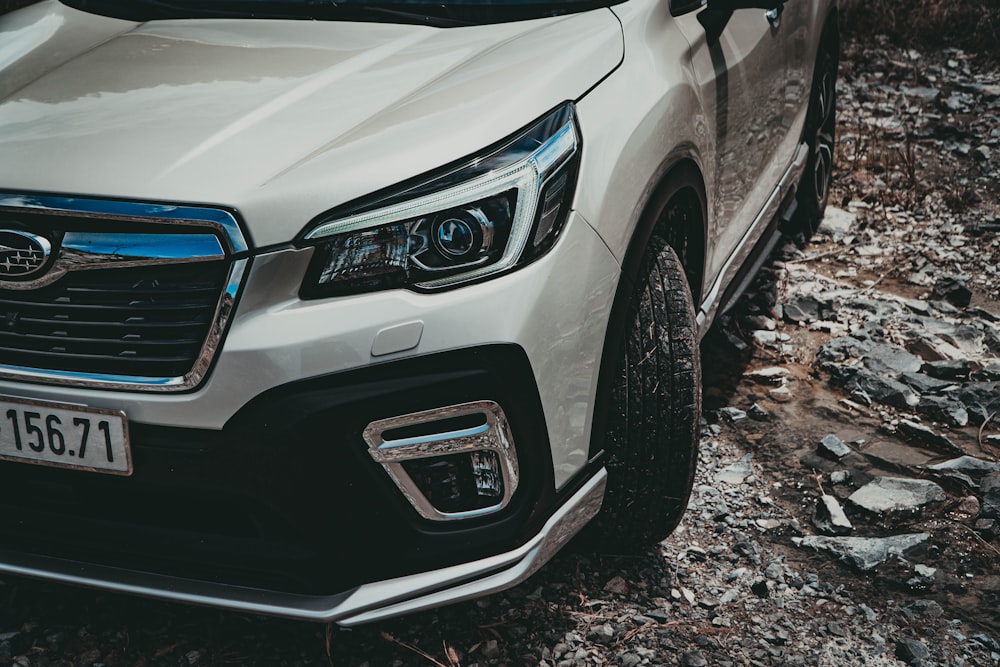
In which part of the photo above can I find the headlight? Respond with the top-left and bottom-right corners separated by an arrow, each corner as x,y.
300,104 -> 580,298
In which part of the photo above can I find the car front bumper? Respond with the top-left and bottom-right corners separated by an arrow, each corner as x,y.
0,209 -> 618,621
0,468 -> 605,624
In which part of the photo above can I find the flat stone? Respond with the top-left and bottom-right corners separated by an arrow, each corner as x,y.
769,386 -> 792,402
818,433 -> 851,460
816,207 -> 856,238
956,383 -> 1000,425
745,366 -> 790,385
680,650 -> 708,667
916,395 -> 969,427
897,420 -> 964,455
813,495 -> 853,536
981,473 -> 1000,519
923,359 -> 977,381
716,455 -> 753,485
863,343 -> 924,375
896,638 -> 929,664
900,371 -> 955,394
782,296 -> 835,324
718,407 -> 748,423
849,372 -> 920,409
848,477 -> 946,513
926,456 -> 1000,476
818,336 -> 873,364
794,533 -> 929,571
900,85 -> 941,101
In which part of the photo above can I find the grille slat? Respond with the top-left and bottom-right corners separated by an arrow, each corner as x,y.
19,317 -> 207,331
0,331 -> 202,349
0,262 -> 228,378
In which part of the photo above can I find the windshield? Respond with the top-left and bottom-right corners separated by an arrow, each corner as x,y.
59,0 -> 621,26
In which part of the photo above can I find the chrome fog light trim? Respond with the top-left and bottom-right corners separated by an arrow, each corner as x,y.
363,401 -> 519,521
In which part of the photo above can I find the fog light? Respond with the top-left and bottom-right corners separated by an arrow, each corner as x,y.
401,450 -> 504,514
363,401 -> 519,521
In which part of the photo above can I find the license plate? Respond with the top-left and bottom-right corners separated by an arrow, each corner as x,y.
0,396 -> 131,475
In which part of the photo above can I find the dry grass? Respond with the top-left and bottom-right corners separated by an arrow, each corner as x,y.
840,0 -> 1000,58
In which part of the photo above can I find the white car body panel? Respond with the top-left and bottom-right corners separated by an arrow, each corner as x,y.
0,0 -> 835,621
0,1 -> 623,248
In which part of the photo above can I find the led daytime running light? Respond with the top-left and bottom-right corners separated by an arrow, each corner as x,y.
305,117 -> 578,290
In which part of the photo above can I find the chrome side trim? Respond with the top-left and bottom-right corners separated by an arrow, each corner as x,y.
0,193 -> 248,254
364,401 -> 520,521
0,258 -> 249,392
0,468 -> 607,624
696,141 -> 809,336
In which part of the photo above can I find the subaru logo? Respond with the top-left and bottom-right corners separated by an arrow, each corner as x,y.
0,230 -> 52,278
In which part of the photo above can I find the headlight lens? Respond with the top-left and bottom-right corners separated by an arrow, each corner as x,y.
301,104 -> 579,297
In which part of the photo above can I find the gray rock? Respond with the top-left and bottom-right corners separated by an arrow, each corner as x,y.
830,470 -> 851,485
793,533 -> 929,571
818,433 -> 851,459
916,395 -> 969,427
900,85 -> 941,101
863,343 -> 924,375
896,638 -> 929,664
848,476 -> 946,513
974,145 -> 993,162
680,650 -> 708,667
587,623 -> 615,643
981,473 -> 1000,519
932,277 -> 973,308
926,456 -> 1000,476
817,206 -> 856,237
900,371 -> 956,394
813,495 -> 853,535
747,403 -> 769,421
619,653 -> 642,667
817,336 -> 873,364
716,455 -> 753,485
848,372 -> 920,409
897,419 -> 965,455
956,382 -> 1000,425
745,366 -> 790,385
922,359 -> 979,379
718,407 -> 748,423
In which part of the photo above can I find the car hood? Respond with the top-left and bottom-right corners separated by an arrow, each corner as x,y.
0,1 -> 623,247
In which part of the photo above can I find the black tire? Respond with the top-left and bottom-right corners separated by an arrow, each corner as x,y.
585,232 -> 702,554
791,27 -> 838,236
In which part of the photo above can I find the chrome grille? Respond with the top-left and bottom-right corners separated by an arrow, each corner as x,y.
0,262 -> 228,378
0,193 -> 249,391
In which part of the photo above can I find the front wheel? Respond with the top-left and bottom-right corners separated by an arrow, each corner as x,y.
584,234 -> 702,554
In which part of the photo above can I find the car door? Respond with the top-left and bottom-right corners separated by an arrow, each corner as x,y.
671,2 -> 797,284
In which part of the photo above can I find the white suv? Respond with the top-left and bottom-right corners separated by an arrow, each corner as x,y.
0,0 -> 837,624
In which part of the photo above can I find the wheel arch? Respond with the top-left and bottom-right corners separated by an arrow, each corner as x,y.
586,158 -> 708,461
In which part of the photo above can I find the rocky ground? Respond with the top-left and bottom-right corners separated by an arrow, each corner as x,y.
1,37 -> 999,667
